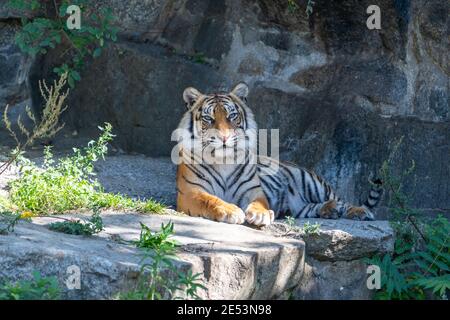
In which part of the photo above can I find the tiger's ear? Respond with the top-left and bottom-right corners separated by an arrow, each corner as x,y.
231,82 -> 249,101
183,87 -> 202,108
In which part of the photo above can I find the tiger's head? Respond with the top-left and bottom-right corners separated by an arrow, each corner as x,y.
174,82 -> 257,164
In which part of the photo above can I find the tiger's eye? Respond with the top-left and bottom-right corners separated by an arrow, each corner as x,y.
202,115 -> 214,123
228,112 -> 238,120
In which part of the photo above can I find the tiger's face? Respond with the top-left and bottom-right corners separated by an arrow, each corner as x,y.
175,82 -> 257,163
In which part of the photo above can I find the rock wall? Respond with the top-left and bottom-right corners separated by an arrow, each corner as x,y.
0,0 -> 449,216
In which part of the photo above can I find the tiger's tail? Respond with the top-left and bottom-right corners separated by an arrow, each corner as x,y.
362,178 -> 384,210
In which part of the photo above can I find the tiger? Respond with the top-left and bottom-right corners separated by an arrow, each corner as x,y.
173,82 -> 383,227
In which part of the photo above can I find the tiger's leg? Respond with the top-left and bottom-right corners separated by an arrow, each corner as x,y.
244,187 -> 275,227
177,189 -> 245,224
297,200 -> 374,220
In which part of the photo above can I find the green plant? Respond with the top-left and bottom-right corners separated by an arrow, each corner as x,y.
0,212 -> 23,234
191,52 -> 207,64
8,0 -> 118,87
135,221 -> 178,251
287,0 -> 315,16
48,209 -> 103,235
284,217 -> 321,235
366,138 -> 449,300
0,197 -> 33,234
7,123 -> 165,214
1,73 -> 69,177
91,192 -> 165,214
302,221 -> 321,235
0,271 -> 61,300
118,222 -> 206,300
284,216 -> 296,228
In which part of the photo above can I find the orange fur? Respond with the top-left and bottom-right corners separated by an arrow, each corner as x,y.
177,163 -> 244,223
345,206 -> 367,219
319,199 -> 338,218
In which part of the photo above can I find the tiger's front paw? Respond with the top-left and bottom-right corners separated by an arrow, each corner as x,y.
245,208 -> 275,227
214,203 -> 245,224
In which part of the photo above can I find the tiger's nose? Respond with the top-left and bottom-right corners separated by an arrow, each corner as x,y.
221,134 -> 230,143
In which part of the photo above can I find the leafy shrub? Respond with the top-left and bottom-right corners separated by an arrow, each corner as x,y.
8,0 -> 118,87
0,271 -> 61,300
284,216 -> 296,227
48,209 -> 103,236
135,221 -> 178,251
8,123 -> 164,215
118,221 -> 205,300
366,138 -> 450,300
284,216 -> 321,235
302,221 -> 321,235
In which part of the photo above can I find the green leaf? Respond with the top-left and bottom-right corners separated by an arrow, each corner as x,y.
68,76 -> 75,88
70,70 -> 81,81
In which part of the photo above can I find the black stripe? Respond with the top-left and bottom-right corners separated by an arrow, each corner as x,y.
301,169 -> 307,200
185,165 -> 215,191
227,155 -> 250,187
198,164 -> 225,192
312,178 -> 322,203
299,204 -> 313,218
185,164 -> 205,178
237,184 -> 260,205
182,175 -> 207,191
232,169 -> 257,198
188,112 -> 193,138
306,183 -> 314,203
257,158 -> 272,168
325,183 -> 331,199
228,164 -> 248,188
288,185 -> 295,195
278,191 -> 285,213
279,163 -> 297,183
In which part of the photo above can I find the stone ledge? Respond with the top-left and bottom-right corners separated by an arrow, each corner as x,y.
267,218 -> 394,261
0,212 -> 305,299
267,218 -> 394,300
0,211 -> 394,299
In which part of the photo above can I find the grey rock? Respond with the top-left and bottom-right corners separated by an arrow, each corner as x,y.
267,219 -> 394,261
295,258 -> 372,300
267,218 -> 394,300
1,212 -> 305,299
0,22 -> 34,137
0,211 -> 395,299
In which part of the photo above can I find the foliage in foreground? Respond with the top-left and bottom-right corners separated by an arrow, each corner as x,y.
366,138 -> 449,300
118,221 -> 206,300
7,123 -> 164,215
0,271 -> 60,300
